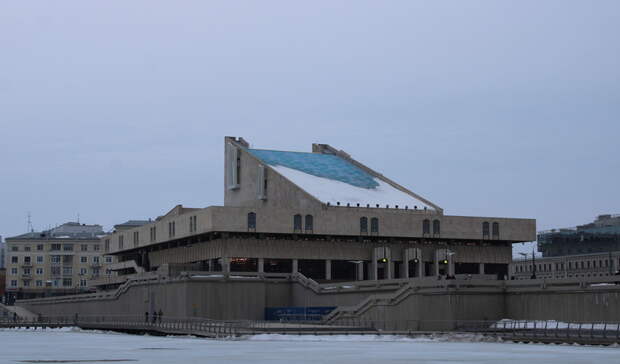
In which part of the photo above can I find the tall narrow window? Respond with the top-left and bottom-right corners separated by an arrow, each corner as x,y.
118,235 -> 124,250
370,217 -> 379,234
247,212 -> 256,231
482,222 -> 490,238
133,231 -> 139,247
169,221 -> 176,238
360,217 -> 368,234
104,239 -> 110,252
422,219 -> 430,236
257,165 -> 267,200
227,143 -> 240,189
293,214 -> 302,232
433,219 -> 440,236
189,216 -> 197,233
492,222 -> 499,239
304,215 -> 313,232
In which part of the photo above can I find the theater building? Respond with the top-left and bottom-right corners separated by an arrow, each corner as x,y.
101,137 -> 535,286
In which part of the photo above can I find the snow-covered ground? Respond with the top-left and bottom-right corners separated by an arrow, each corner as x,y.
1,328 -> 619,364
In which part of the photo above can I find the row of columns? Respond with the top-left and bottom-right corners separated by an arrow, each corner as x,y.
219,252 -> 485,280
221,257 -> 337,280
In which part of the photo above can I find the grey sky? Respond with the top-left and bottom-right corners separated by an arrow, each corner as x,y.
1,1 -> 619,253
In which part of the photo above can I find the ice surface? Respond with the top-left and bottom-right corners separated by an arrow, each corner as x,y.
272,165 -> 434,210
1,328 -> 619,364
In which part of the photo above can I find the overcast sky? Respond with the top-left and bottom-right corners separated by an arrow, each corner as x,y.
1,1 -> 618,255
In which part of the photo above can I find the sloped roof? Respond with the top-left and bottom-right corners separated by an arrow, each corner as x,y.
247,148 -> 435,210
248,149 -> 378,189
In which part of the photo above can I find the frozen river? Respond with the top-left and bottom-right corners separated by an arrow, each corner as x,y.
1,328 -> 619,363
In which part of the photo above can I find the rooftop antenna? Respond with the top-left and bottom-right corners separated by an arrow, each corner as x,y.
27,212 -> 33,232
77,213 -> 80,224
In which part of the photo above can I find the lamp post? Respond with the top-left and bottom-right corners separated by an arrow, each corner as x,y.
519,251 -> 536,279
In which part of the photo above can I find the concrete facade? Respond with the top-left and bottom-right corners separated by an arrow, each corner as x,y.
17,274 -> 620,328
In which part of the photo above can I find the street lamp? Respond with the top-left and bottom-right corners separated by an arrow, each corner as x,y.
519,250 -> 536,279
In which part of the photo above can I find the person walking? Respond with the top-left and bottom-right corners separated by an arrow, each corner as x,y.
144,311 -> 149,323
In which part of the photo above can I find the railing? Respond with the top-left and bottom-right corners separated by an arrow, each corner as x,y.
457,320 -> 620,343
3,314 -> 620,344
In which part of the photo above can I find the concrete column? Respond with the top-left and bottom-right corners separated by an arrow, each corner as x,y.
418,260 -> 424,278
357,262 -> 364,281
387,261 -> 393,280
371,250 -> 378,280
448,258 -> 455,277
325,260 -> 332,280
222,257 -> 230,273
403,259 -> 409,279
479,263 -> 485,275
292,259 -> 298,273
257,258 -> 264,273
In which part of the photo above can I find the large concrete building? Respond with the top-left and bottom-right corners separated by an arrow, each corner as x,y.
101,137 -> 535,287
17,138 -> 620,327
5,222 -> 114,300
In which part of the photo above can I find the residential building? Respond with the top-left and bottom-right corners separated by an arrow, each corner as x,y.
5,222 -> 114,300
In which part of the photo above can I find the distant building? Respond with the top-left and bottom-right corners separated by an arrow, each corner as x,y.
0,235 -> 5,269
0,268 -> 5,302
4,222 -> 115,300
511,251 -> 620,280
537,214 -> 620,257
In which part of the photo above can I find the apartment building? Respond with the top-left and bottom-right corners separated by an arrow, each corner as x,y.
5,222 -> 114,300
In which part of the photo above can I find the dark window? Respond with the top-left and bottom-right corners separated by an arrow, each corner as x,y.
304,215 -> 313,231
482,222 -> 490,238
293,214 -> 302,232
118,236 -> 124,250
492,222 -> 499,239
236,153 -> 241,185
247,212 -> 256,230
168,221 -> 175,238
133,231 -> 139,247
360,217 -> 368,234
422,219 -> 430,235
370,218 -> 379,234
432,219 -> 440,235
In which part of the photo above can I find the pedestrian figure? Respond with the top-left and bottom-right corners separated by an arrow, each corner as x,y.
145,311 -> 149,323
152,311 -> 157,324
158,309 -> 163,323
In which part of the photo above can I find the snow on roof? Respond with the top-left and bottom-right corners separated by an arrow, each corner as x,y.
271,165 -> 433,209
246,147 -> 434,209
